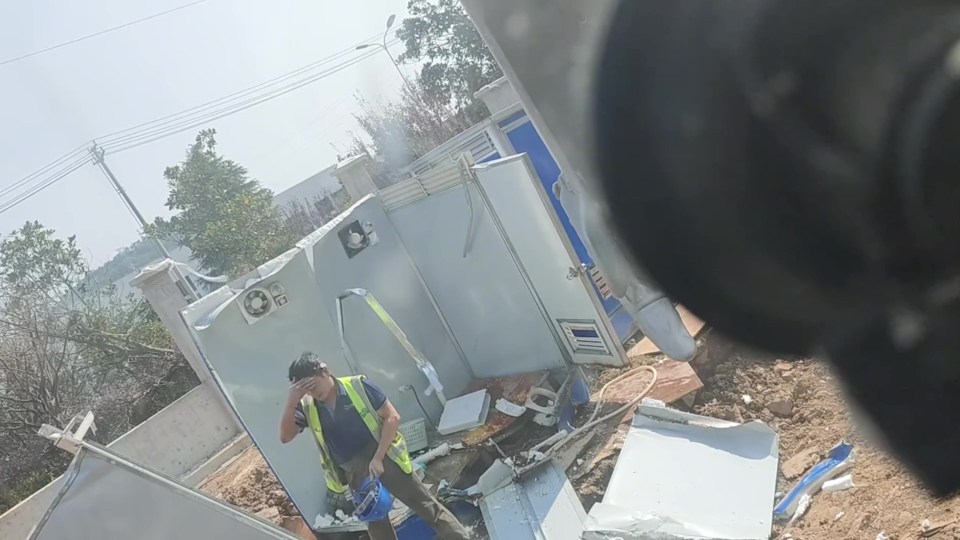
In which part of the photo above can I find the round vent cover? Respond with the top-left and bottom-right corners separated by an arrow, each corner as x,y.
243,289 -> 271,317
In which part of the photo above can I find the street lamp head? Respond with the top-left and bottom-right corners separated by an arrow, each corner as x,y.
386,14 -> 397,29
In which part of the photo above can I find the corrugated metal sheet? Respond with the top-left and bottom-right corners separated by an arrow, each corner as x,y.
379,178 -> 426,210
381,160 -> 470,212
409,129 -> 497,175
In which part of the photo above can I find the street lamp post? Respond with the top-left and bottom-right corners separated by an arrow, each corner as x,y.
356,14 -> 416,96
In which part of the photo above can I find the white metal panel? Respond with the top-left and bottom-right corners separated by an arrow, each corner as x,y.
185,251 -> 344,521
474,155 -> 625,366
29,445 -> 297,540
388,184 -> 565,377
587,404 -> 778,539
308,200 -> 474,408
480,461 -> 588,540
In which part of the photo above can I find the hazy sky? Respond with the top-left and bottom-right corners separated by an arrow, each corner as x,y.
0,0 -> 412,266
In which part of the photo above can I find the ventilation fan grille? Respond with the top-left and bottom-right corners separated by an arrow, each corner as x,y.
559,320 -> 611,355
243,289 -> 272,317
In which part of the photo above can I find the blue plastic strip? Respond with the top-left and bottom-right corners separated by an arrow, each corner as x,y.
773,442 -> 854,519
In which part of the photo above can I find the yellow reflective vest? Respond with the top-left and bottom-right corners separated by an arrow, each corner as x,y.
300,375 -> 413,494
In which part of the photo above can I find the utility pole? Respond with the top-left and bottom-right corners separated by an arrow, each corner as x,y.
89,142 -> 199,301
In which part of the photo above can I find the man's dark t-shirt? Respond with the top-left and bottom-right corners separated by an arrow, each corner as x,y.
293,378 -> 387,465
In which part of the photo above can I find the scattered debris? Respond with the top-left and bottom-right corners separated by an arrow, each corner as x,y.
627,305 -> 705,357
462,372 -> 544,446
781,448 -> 820,480
313,509 -> 359,529
495,398 -> 526,417
920,518 -> 958,537
835,511 -> 845,521
742,394 -> 753,405
280,516 -> 315,540
554,431 -> 597,472
254,506 -> 280,522
413,442 -> 461,466
822,473 -> 855,493
774,441 -> 855,522
766,399 -> 794,418
313,514 -> 334,528
876,531 -> 890,540
684,335 -> 960,540
603,360 -> 703,407
790,493 -> 812,525
773,361 -> 794,373
533,411 -> 558,427
438,389 -> 491,435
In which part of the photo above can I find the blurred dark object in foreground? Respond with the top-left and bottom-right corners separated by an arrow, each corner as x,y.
595,0 -> 960,496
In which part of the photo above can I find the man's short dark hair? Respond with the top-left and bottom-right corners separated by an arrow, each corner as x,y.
288,352 -> 327,382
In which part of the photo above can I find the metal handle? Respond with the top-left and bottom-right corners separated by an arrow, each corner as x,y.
566,263 -> 587,280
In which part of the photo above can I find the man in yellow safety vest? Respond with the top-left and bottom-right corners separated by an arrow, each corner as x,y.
279,352 -> 471,540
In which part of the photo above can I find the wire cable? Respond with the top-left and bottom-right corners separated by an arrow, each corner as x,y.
96,35 -> 394,145
0,144 -> 89,199
0,155 -> 93,213
0,35 -> 403,211
0,0 -> 208,67
100,47 -> 390,153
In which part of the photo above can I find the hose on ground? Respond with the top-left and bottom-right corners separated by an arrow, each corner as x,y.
517,365 -> 658,475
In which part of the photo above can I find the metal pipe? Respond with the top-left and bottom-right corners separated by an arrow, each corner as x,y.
457,153 -> 477,258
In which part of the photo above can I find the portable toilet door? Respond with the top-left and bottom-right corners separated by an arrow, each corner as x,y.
494,110 -> 635,342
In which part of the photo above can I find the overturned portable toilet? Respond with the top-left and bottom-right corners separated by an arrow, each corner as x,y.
180,155 -> 628,534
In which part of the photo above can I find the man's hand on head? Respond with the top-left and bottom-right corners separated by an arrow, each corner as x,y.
288,378 -> 313,402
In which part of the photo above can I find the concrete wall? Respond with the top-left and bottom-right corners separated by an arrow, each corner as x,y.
0,384 -> 242,540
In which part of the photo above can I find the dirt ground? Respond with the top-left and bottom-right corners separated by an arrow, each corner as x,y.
573,331 -> 960,540
199,330 -> 960,540
197,446 -> 298,526
695,332 -> 960,540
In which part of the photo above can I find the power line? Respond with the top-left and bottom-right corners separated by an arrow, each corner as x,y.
0,155 -> 92,213
101,46 -> 390,153
0,0 -> 208,67
0,35 -> 403,214
0,144 -> 89,199
98,38 -> 399,151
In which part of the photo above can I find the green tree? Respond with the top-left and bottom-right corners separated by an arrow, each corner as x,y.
0,222 -> 195,513
0,220 -> 87,300
149,129 -> 294,277
397,0 -> 503,122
